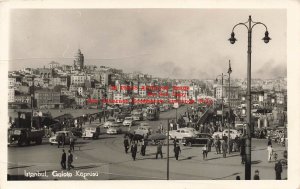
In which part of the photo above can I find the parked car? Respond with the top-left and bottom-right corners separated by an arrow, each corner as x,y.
70,127 -> 83,138
182,133 -> 212,146
134,125 -> 151,136
82,126 -> 100,139
103,119 -> 116,128
49,131 -> 77,145
123,117 -> 135,126
107,125 -> 122,135
115,115 -> 125,123
168,127 -> 198,139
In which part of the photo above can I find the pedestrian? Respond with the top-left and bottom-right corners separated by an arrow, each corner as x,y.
173,137 -> 178,153
69,137 -> 75,151
232,140 -> 237,152
275,160 -> 283,180
267,137 -> 272,146
216,138 -> 221,154
131,141 -> 137,161
202,144 -> 208,160
143,138 -> 148,155
124,136 -> 129,154
207,138 -> 212,152
229,139 -> 233,154
240,137 -> 246,164
174,143 -> 181,160
253,170 -> 260,180
140,139 -> 146,156
61,133 -> 65,148
214,138 -> 218,154
267,145 -> 273,162
222,140 -> 228,158
56,134 -> 62,148
170,122 -> 173,131
222,134 -> 228,143
61,149 -> 66,170
156,142 -> 163,159
67,150 -> 74,170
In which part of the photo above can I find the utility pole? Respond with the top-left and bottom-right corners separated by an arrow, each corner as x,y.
228,60 -> 232,153
167,119 -> 170,180
229,15 -> 271,180
221,73 -> 224,128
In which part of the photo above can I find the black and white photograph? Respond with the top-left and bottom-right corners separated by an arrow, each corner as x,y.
1,1 -> 300,188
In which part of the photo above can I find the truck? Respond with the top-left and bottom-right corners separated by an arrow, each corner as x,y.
8,128 -> 44,146
8,111 -> 45,146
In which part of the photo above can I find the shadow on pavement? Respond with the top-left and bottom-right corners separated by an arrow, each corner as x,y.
99,136 -> 118,140
178,156 -> 197,161
212,172 -> 242,180
8,165 -> 33,170
205,154 -> 240,161
77,148 -> 96,151
251,160 -> 262,164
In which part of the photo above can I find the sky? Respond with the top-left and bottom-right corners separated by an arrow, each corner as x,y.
9,9 -> 287,79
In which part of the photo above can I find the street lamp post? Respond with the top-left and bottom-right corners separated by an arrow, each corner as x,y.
227,60 -> 232,153
167,119 -> 170,180
229,15 -> 271,180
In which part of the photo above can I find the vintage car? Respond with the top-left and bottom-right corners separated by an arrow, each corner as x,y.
123,117 -> 135,126
103,119 -> 117,128
106,125 -> 122,135
134,125 -> 151,136
168,127 -> 199,140
82,126 -> 100,139
182,133 -> 212,147
49,131 -> 77,145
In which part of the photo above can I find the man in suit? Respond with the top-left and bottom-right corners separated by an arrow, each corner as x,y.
275,160 -> 283,180
131,141 -> 137,160
240,137 -> 246,164
61,133 -> 66,148
57,134 -> 62,148
123,136 -> 129,154
69,137 -> 75,151
174,143 -> 181,160
67,150 -> 74,170
61,149 -> 66,170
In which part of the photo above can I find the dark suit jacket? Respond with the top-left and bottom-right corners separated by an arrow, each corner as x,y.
61,152 -> 66,161
68,154 -> 73,163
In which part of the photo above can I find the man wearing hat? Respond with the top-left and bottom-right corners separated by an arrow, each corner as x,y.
253,170 -> 260,180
